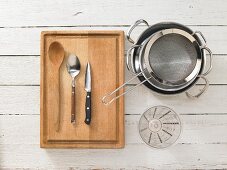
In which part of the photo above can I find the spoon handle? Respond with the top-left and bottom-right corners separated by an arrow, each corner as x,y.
55,71 -> 61,132
51,69 -> 60,132
71,85 -> 76,123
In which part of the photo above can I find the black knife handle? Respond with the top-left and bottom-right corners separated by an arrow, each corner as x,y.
85,92 -> 91,125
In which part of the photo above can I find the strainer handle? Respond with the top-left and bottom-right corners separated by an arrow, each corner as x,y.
201,46 -> 213,76
186,75 -> 209,98
102,72 -> 146,105
126,45 -> 141,74
127,19 -> 149,44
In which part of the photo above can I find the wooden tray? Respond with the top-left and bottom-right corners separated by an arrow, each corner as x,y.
40,31 -> 124,148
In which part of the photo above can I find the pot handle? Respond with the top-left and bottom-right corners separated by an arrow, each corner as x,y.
186,75 -> 209,98
200,46 -> 213,76
127,19 -> 149,44
102,72 -> 148,105
126,45 -> 141,74
193,31 -> 207,45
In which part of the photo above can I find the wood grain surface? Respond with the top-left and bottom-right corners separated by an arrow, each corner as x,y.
0,0 -> 227,169
41,31 -> 124,148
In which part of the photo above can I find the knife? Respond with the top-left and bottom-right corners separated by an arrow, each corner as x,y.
84,62 -> 91,125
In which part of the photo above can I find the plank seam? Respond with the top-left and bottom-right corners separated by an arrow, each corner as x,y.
1,25 -> 227,28
1,113 -> 227,116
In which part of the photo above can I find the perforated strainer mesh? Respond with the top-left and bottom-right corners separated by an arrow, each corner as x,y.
148,34 -> 198,84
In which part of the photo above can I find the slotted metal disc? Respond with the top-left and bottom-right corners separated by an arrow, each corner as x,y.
139,106 -> 182,149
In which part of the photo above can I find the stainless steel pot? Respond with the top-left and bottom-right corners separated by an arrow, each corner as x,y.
126,20 -> 212,94
102,19 -> 212,105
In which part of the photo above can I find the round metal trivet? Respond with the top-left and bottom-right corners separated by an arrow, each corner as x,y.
139,106 -> 182,149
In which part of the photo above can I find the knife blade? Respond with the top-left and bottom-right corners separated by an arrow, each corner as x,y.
84,62 -> 91,125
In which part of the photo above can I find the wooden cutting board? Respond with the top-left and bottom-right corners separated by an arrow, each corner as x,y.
40,31 -> 124,148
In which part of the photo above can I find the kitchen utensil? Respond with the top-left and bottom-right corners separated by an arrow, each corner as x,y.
139,106 -> 181,149
135,29 -> 210,91
66,54 -> 81,124
85,62 -> 91,125
127,20 -> 212,93
102,20 -> 212,105
41,31 -> 124,148
48,41 -> 65,132
129,28 -> 211,88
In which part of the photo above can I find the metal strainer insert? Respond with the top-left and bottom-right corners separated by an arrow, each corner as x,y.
142,29 -> 202,87
139,106 -> 181,149
149,34 -> 197,84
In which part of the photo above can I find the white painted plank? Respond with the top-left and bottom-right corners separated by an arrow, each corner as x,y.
0,26 -> 226,55
1,115 -> 227,145
0,56 -> 40,85
0,143 -> 227,169
125,85 -> 227,115
0,0 -> 227,26
0,86 -> 39,115
126,114 -> 227,145
0,54 -> 225,85
0,85 -> 226,115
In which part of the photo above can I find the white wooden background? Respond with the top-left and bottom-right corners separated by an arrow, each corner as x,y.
0,0 -> 227,169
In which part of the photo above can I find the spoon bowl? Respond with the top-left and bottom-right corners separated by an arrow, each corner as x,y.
67,54 -> 81,79
49,42 -> 65,66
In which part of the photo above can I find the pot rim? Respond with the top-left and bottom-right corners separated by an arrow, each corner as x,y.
129,22 -> 208,94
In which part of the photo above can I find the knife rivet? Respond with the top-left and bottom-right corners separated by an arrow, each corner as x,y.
87,107 -> 89,110
87,95 -> 90,98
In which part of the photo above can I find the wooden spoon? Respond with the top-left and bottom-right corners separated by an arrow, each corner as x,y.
48,41 -> 65,132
